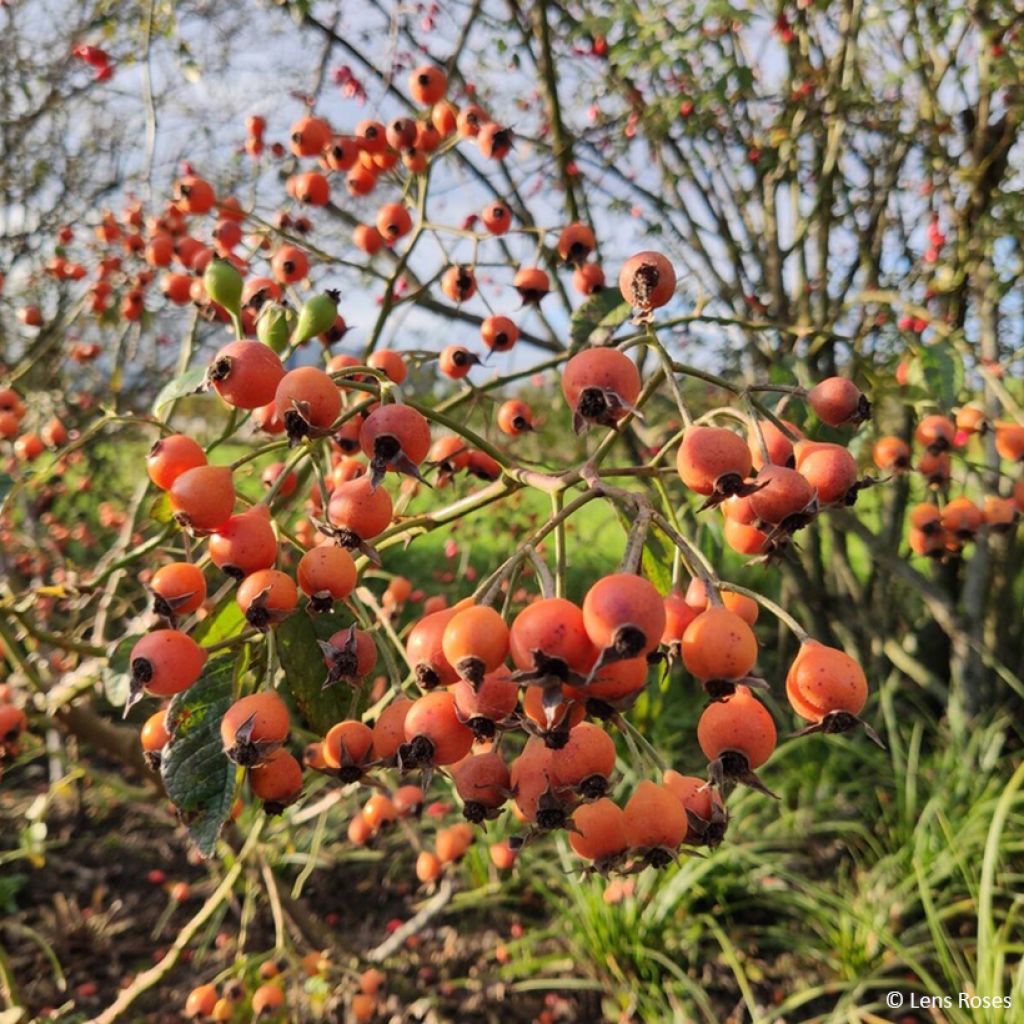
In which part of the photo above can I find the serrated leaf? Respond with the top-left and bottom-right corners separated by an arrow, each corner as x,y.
276,611 -> 360,734
161,657 -> 238,858
569,289 -> 632,353
149,492 -> 173,524
152,364 -> 207,415
906,344 -> 963,411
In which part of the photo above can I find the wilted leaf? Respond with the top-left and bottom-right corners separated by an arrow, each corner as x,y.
161,657 -> 238,858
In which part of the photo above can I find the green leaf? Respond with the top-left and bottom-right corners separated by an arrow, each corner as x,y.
149,492 -> 173,525
606,505 -> 673,595
102,633 -> 144,708
98,305 -> 120,328
768,359 -> 798,386
194,595 -> 246,647
152,364 -> 207,415
906,345 -> 963,411
641,525 -> 675,596
276,611 -> 358,735
569,289 -> 632,353
161,658 -> 238,858
0,872 -> 27,914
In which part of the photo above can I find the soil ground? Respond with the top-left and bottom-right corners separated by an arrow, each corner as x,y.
1,759 -> 599,1023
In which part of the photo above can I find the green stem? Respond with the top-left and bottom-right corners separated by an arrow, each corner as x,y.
552,491 -> 567,600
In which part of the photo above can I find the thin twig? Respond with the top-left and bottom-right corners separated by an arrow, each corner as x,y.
89,823 -> 264,1024
366,877 -> 453,964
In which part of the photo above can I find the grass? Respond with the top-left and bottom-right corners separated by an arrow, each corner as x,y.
391,481 -> 623,602
499,695 -> 1024,1023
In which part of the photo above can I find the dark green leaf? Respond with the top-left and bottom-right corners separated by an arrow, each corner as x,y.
767,360 -> 798,386
0,873 -> 28,914
906,345 -> 963,412
276,610 -> 358,735
569,289 -> 632,353
152,364 -> 207,415
734,66 -> 755,90
98,305 -> 120,328
161,658 -> 238,858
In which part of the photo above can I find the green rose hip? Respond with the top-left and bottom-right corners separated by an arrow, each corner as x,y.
292,290 -> 339,346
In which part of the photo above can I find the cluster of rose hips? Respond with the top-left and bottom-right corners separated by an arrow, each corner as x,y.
658,373 -> 879,564
183,972 -> 282,1022
12,54 -> 1019,892
872,411 -> 1024,558
2,38 -> 1019,1024
21,61 -> 889,881
8,61 -> 622,360
183,957 -> 385,1022
133,306 -> 884,878
0,386 -> 68,464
